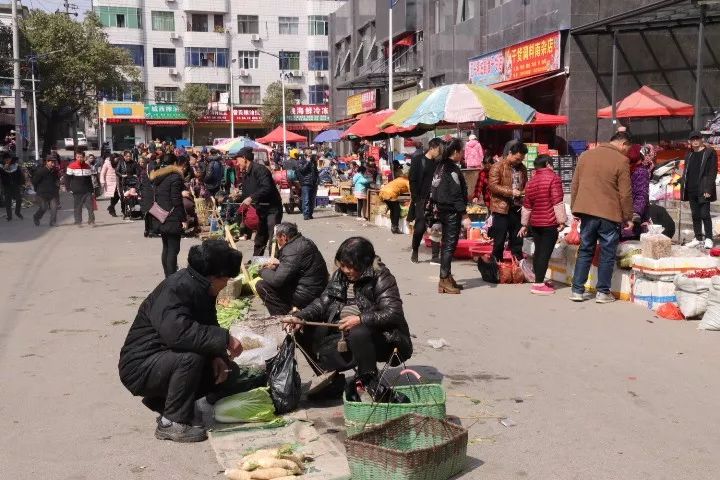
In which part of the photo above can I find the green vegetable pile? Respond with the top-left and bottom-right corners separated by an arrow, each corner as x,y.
214,387 -> 278,423
217,297 -> 253,329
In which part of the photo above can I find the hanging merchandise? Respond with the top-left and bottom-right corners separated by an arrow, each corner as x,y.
565,218 -> 581,245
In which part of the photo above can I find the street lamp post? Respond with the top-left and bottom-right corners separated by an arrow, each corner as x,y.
230,58 -> 236,139
255,48 -> 287,156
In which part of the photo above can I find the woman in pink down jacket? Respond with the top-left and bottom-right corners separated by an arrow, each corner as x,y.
464,134 -> 484,168
519,154 -> 567,295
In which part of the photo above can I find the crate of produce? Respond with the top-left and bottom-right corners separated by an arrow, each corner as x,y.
345,413 -> 468,480
344,383 -> 446,436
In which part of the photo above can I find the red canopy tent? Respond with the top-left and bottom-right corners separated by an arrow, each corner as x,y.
256,126 -> 307,144
597,86 -> 694,118
342,109 -> 415,139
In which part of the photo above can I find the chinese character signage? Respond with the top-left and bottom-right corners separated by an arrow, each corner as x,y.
287,105 -> 330,122
346,90 -> 377,116
100,102 -> 144,119
468,31 -> 562,86
145,104 -> 187,120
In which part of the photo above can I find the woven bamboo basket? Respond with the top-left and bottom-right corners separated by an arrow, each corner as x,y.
345,413 -> 468,480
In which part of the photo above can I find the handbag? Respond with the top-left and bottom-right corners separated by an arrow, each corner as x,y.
148,191 -> 173,224
498,256 -> 525,284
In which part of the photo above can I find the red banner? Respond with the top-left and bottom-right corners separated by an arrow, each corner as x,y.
503,31 -> 561,82
199,105 -> 328,124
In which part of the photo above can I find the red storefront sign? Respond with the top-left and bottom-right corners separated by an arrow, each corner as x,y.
199,105 -> 329,124
503,31 -> 561,82
346,90 -> 377,116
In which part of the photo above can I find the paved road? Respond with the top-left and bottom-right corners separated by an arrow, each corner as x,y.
1,196 -> 719,480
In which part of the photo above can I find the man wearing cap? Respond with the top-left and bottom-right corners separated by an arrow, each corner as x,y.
235,147 -> 283,256
682,131 -> 718,249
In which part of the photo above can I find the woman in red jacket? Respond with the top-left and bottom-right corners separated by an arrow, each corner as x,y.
519,155 -> 567,295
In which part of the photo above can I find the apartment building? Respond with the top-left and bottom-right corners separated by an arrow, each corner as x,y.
95,0 -> 344,148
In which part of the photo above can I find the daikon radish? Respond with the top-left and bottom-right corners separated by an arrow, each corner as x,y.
249,468 -> 293,479
225,469 -> 252,480
252,458 -> 301,474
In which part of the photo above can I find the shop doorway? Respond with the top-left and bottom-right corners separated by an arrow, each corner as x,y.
112,124 -> 137,151
151,126 -> 183,144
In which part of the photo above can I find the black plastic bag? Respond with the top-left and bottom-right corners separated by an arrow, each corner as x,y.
477,254 -> 499,284
266,335 -> 301,414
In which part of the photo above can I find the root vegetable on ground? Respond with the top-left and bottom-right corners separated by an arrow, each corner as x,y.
249,467 -> 295,479
225,469 -> 252,480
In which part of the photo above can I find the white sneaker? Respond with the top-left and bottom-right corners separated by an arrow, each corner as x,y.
705,239 -> 714,249
685,239 -> 701,248
596,292 -> 617,304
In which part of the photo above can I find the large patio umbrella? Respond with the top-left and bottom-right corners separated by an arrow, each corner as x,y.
342,109 -> 415,139
256,126 -> 307,144
597,86 -> 694,118
381,83 -> 536,128
313,129 -> 344,143
216,136 -> 271,154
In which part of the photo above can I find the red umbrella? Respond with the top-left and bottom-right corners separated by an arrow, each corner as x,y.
597,86 -> 694,118
257,126 -> 307,144
342,109 -> 414,139
486,112 -> 568,129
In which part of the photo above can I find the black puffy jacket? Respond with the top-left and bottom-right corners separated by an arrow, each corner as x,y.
240,162 -> 282,209
259,234 -> 328,308
148,165 -> 187,235
431,159 -> 468,213
118,267 -> 230,395
204,156 -> 224,192
31,165 -> 59,200
296,257 -> 412,360
297,158 -> 319,187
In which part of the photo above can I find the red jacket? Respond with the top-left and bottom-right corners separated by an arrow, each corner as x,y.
521,168 -> 565,227
472,169 -> 491,206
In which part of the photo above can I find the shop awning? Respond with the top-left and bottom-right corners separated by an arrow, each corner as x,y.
342,109 -> 415,139
484,112 -> 568,129
489,69 -> 567,92
597,86 -> 694,118
287,122 -> 329,132
146,120 -> 188,126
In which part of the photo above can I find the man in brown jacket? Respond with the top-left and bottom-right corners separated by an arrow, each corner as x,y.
570,131 -> 634,303
488,140 -> 528,261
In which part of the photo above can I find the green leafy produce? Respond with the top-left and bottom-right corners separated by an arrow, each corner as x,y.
214,387 -> 278,423
217,297 -> 252,328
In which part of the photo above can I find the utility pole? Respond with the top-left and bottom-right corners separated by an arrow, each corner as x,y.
11,0 -> 23,162
57,0 -> 78,17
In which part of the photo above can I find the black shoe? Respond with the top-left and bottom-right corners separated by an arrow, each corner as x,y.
308,373 -> 346,401
344,380 -> 361,403
410,250 -> 419,263
33,217 -> 40,226
6,216 -> 10,221
154,421 -> 207,443
430,257 -> 441,265
107,207 -> 117,217
361,373 -> 411,404
16,213 -> 23,220
391,227 -> 401,234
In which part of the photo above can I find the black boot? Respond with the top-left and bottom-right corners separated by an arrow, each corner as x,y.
361,373 -> 411,404
410,249 -> 419,263
107,206 -> 117,217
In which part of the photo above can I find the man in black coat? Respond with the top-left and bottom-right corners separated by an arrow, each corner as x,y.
235,147 -> 283,256
681,131 -> 718,249
409,137 -> 444,263
119,240 -> 247,443
256,222 -> 329,315
204,149 -> 224,196
32,156 -> 60,226
0,153 -> 24,220
297,154 -> 319,220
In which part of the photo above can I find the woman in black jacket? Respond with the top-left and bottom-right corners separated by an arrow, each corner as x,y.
431,138 -> 468,294
149,154 -> 188,277
291,237 -> 413,400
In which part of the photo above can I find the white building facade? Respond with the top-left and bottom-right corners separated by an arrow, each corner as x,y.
95,0 -> 343,148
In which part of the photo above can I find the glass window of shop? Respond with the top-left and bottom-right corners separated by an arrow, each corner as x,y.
237,15 -> 259,34
112,124 -> 137,151
155,86 -> 178,104
186,47 -> 228,68
278,16 -> 299,35
153,48 -> 176,67
238,50 -> 259,69
279,51 -> 300,70
308,15 -> 328,35
151,11 -> 174,31
97,6 -> 142,29
309,85 -> 328,105
308,50 -> 328,71
239,86 -> 261,105
113,44 -> 144,66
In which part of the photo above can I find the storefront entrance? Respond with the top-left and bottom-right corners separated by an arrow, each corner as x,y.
112,124 -> 137,151
151,126 -> 183,144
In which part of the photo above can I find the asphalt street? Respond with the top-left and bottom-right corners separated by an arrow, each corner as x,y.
1,195 -> 719,480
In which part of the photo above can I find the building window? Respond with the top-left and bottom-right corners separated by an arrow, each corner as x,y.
96,6 -> 142,28
278,16 -> 299,35
189,83 -> 228,102
188,13 -> 208,32
309,85 -> 328,105
151,11 -> 174,31
238,50 -> 259,69
308,50 -> 328,71
238,86 -> 261,105
114,44 -> 144,66
431,74 -> 445,87
155,86 -> 178,103
213,14 -> 225,32
308,15 -> 328,35
101,84 -> 143,102
288,88 -> 303,103
279,51 -> 300,70
186,47 -> 228,68
456,0 -> 474,23
237,15 -> 259,34
153,48 -> 176,67
0,82 -> 11,96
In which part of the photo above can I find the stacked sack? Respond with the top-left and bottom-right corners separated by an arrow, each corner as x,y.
699,277 -> 720,331
631,227 -> 676,311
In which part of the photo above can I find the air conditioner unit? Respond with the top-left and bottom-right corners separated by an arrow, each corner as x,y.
238,69 -> 249,77
170,32 -> 180,40
291,70 -> 303,77
250,34 -> 261,42
169,68 -> 179,76
314,71 -> 325,79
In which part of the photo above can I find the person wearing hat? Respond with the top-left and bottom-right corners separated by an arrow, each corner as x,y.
379,165 -> 410,234
234,146 -> 283,256
682,131 -> 718,249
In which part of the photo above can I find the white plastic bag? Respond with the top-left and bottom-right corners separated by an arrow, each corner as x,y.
674,274 -> 713,318
699,277 -> 720,331
230,326 -> 278,367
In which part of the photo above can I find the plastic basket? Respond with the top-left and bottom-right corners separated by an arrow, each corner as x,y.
345,413 -> 468,480
344,383 -> 446,435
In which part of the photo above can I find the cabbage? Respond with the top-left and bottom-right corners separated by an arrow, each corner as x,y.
214,387 -> 278,423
